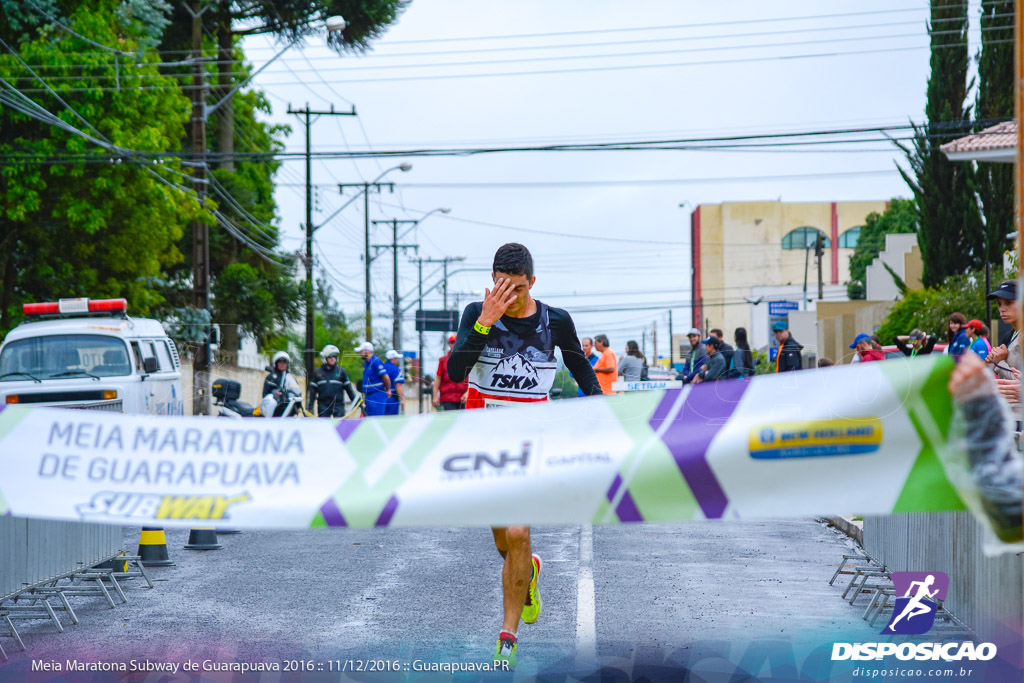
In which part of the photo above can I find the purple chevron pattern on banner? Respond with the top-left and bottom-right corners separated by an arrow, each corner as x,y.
318,498 -> 347,527
650,382 -> 749,519
335,420 -> 360,442
375,495 -> 399,526
606,473 -> 644,522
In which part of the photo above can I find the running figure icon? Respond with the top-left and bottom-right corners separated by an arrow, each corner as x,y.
888,575 -> 939,631
882,571 -> 949,635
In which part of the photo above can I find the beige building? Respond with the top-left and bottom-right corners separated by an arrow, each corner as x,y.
690,200 -> 890,346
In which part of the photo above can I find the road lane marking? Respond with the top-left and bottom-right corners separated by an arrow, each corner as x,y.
575,524 -> 597,671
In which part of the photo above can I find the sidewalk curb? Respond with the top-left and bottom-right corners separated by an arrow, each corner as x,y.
828,515 -> 863,545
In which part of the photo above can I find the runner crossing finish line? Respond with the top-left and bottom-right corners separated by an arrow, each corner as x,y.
444,242 -> 604,666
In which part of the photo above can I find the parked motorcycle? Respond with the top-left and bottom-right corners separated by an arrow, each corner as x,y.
212,378 -> 312,419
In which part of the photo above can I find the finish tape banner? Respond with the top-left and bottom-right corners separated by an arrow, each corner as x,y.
0,355 -> 963,529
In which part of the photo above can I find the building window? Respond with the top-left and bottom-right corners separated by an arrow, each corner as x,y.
781,227 -> 831,250
838,226 -> 862,249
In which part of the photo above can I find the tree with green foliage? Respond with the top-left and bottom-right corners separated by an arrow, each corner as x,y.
897,0 -> 983,288
159,0 -> 409,176
974,0 -> 1015,267
875,267 -> 1008,344
846,199 -> 919,299
154,1 -> 407,356
0,0 -> 199,334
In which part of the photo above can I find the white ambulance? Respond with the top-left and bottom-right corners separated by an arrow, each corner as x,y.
0,298 -> 184,415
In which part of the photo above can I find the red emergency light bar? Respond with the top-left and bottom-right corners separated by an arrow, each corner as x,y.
23,298 -> 128,316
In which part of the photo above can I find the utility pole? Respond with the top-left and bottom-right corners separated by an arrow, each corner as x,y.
417,259 -> 425,414
190,1 -> 211,416
411,255 -> 465,412
815,233 -> 825,301
288,104 -> 355,386
371,219 -> 418,350
340,181 -> 397,343
653,320 -> 658,365
668,309 -> 674,365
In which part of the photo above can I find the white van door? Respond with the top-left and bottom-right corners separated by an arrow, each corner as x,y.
151,339 -> 183,415
130,340 -> 159,414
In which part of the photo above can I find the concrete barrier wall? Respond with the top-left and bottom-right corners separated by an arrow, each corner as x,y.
863,512 -> 1023,646
0,518 -> 122,600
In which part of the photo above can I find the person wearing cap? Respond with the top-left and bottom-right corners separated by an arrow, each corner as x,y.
433,334 -> 468,411
850,333 -> 885,362
772,320 -> 803,372
986,280 -> 1021,382
684,327 -> 707,376
964,320 -> 993,362
694,336 -> 726,382
355,342 -> 391,417
383,349 -> 406,415
894,329 -> 936,357
310,344 -> 356,418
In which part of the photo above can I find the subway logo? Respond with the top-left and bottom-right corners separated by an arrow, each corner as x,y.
748,418 -> 883,459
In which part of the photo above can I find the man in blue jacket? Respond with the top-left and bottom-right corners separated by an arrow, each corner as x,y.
383,349 -> 405,415
356,342 -> 391,416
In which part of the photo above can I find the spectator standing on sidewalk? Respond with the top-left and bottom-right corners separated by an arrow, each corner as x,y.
618,340 -> 646,381
684,327 -> 707,376
894,329 -> 936,357
695,336 -> 726,382
593,334 -> 618,394
576,336 -> 601,396
433,334 -> 468,411
965,320 -> 993,361
728,327 -> 755,378
986,281 -> 1021,382
710,328 -> 734,369
946,313 -> 970,360
850,333 -> 885,362
772,321 -> 803,372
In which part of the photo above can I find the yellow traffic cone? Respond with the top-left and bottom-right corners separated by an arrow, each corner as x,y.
137,527 -> 175,567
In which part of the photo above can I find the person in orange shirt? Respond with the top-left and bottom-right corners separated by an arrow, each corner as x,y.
593,334 -> 618,394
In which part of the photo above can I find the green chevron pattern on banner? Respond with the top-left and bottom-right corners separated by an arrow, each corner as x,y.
880,356 -> 966,513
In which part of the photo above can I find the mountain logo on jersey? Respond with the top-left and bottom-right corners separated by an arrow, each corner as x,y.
489,353 -> 540,391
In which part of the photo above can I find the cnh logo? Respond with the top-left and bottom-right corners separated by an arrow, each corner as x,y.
883,572 -> 949,635
443,442 -> 532,473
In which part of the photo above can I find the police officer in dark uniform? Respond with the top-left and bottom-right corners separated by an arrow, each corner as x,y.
310,344 -> 356,418
261,350 -> 301,417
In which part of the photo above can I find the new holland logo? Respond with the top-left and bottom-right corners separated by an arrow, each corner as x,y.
75,491 -> 252,521
489,353 -> 540,391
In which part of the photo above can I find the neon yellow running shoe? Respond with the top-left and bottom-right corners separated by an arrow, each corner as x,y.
494,631 -> 517,669
522,554 -> 542,624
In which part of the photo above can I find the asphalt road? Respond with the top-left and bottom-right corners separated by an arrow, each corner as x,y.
1,520 -> 889,679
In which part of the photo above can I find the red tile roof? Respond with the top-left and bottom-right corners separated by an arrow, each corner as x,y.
940,120 -> 1015,156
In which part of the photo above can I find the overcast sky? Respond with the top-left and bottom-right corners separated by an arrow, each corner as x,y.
240,0 -> 986,371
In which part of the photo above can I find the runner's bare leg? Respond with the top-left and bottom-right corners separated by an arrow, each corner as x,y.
492,526 -> 532,632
